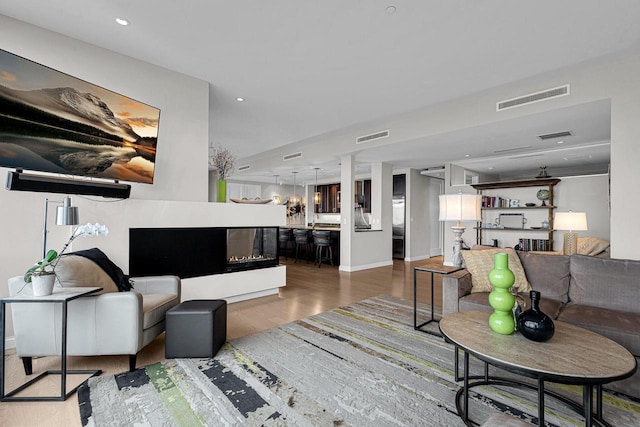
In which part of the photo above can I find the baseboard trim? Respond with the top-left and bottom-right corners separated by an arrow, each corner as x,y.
4,335 -> 15,351
339,260 -> 393,272
404,255 -> 430,262
224,288 -> 279,304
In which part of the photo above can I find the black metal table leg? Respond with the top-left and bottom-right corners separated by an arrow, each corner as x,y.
584,384 -> 593,427
538,376 -> 545,426
413,268 -> 418,329
464,351 -> 469,425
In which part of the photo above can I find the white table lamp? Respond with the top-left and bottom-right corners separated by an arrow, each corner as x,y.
554,211 -> 588,255
439,193 -> 481,267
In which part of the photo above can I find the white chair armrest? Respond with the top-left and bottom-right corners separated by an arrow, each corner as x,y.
129,275 -> 180,298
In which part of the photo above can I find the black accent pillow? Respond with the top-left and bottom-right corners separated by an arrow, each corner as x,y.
65,248 -> 132,292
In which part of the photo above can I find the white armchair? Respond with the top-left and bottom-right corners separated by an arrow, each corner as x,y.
8,253 -> 180,374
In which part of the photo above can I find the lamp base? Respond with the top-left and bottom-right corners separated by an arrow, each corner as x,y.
451,226 -> 466,267
563,231 -> 578,255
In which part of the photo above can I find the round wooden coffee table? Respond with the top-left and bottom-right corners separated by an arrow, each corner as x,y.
440,310 -> 637,427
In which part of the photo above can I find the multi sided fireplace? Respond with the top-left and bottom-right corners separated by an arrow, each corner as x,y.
129,226 -> 279,279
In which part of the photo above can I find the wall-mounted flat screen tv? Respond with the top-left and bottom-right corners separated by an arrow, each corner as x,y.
0,48 -> 161,184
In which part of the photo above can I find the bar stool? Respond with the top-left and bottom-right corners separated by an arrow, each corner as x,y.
278,228 -> 293,260
312,230 -> 333,268
293,229 -> 312,263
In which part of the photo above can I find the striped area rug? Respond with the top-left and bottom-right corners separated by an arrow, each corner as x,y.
78,295 -> 640,426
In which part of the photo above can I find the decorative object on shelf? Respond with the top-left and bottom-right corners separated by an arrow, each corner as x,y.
536,166 -> 551,179
487,252 -> 516,335
517,290 -> 555,342
24,222 -> 109,295
230,198 -> 272,204
554,211 -> 588,255
536,189 -> 550,206
209,145 -> 236,203
525,202 -> 536,207
439,193 -> 481,267
541,220 -> 549,229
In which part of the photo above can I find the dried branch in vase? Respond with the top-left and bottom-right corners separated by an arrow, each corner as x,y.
209,145 -> 236,179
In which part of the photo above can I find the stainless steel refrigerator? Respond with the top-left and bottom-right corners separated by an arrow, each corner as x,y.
392,197 -> 405,259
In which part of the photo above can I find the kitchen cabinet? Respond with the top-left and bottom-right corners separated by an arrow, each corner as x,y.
316,183 -> 341,213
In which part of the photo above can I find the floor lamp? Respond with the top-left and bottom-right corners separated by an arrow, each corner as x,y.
439,193 -> 481,267
554,211 -> 588,255
42,196 -> 79,258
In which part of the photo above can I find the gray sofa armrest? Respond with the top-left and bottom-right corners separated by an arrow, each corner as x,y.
442,269 -> 473,316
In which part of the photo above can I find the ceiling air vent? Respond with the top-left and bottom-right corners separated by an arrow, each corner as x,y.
237,164 -> 251,171
356,130 -> 389,144
538,131 -> 573,140
283,152 -> 303,161
497,85 -> 570,111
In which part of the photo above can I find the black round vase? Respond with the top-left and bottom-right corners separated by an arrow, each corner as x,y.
517,291 -> 555,342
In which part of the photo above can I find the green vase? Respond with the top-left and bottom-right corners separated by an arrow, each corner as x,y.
217,179 -> 227,203
488,252 -> 516,335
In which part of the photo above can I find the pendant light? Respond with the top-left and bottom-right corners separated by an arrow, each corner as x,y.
291,171 -> 298,204
272,175 -> 281,204
313,168 -> 321,205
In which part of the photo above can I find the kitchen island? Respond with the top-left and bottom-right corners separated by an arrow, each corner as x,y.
281,224 -> 340,265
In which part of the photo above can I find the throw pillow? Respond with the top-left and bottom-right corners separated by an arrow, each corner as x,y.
576,237 -> 610,256
462,247 -> 532,293
55,255 -> 120,293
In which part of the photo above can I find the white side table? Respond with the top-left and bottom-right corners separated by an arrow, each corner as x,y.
1,286 -> 102,401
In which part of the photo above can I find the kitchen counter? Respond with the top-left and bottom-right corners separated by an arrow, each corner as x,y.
283,224 -> 340,231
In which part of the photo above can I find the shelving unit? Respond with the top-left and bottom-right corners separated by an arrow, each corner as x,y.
471,178 -> 561,250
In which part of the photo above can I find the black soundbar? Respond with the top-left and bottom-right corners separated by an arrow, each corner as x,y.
6,171 -> 131,199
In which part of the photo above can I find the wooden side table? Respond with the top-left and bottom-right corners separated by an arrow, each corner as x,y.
1,287 -> 103,402
413,264 -> 463,332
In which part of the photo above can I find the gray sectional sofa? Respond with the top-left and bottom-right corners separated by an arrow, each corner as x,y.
442,252 -> 640,398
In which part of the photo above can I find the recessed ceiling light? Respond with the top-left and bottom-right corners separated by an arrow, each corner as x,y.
488,166 -> 495,170
115,17 -> 129,26
386,6 -> 397,14
236,97 -> 245,102
557,140 -> 565,144
464,154 -> 470,157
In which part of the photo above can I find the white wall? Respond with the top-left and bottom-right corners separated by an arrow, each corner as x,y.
0,16 -> 210,339
404,168 -> 431,261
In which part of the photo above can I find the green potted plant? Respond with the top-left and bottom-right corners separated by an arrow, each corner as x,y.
24,223 -> 109,296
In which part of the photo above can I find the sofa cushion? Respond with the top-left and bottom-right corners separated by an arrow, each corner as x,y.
459,292 -> 564,319
55,255 -> 119,294
462,248 -> 531,293
557,304 -> 640,356
517,252 -> 571,303
569,255 -> 640,313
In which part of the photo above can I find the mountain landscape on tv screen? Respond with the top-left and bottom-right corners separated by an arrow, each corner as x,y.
0,49 -> 160,184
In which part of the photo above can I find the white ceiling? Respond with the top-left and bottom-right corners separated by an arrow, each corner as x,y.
2,1 -> 639,184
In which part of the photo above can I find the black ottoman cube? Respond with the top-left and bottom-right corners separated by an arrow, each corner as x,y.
165,300 -> 227,358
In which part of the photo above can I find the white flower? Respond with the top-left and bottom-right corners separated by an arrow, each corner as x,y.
74,223 -> 109,238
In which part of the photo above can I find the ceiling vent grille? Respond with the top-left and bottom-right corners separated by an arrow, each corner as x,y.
497,85 -> 570,111
237,164 -> 251,171
538,131 -> 573,140
356,130 -> 389,144
283,152 -> 303,161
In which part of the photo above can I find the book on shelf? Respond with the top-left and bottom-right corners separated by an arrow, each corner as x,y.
481,195 -> 517,208
518,238 -> 551,251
